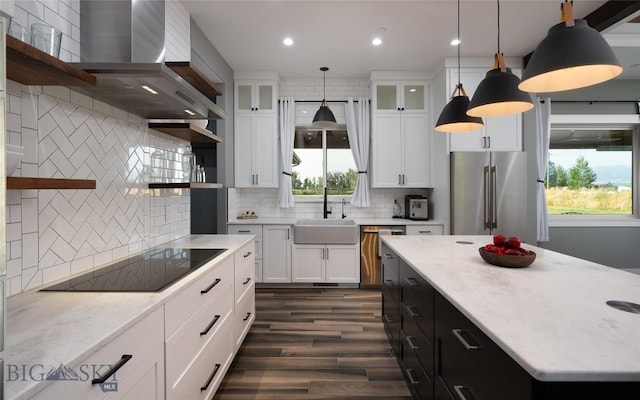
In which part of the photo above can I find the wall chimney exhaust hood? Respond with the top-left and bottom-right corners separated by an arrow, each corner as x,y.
70,0 -> 226,121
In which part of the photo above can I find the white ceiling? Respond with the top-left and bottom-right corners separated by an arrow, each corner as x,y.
182,0 -> 640,80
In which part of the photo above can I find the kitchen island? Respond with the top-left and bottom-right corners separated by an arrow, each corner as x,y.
4,234 -> 255,400
381,235 -> 640,399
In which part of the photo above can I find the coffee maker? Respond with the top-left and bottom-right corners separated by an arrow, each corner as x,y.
405,195 -> 429,220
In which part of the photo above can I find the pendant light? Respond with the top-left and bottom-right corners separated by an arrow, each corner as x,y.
467,0 -> 534,118
313,67 -> 337,127
519,1 -> 622,93
435,0 -> 484,133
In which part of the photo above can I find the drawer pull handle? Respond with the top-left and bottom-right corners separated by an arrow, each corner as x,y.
201,278 -> 222,294
419,230 -> 432,234
384,279 -> 393,286
452,329 -> 479,350
243,277 -> 251,285
406,368 -> 419,386
243,251 -> 252,258
91,354 -> 132,385
383,253 -> 394,259
243,312 -> 252,321
405,277 -> 419,287
453,385 -> 476,400
406,335 -> 419,351
238,230 -> 250,233
200,363 -> 221,391
405,304 -> 419,318
200,315 -> 221,336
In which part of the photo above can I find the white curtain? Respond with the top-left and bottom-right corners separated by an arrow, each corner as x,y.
279,97 -> 296,208
536,97 -> 551,242
344,97 -> 371,207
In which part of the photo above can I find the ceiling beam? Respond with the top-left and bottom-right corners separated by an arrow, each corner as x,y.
523,1 -> 640,67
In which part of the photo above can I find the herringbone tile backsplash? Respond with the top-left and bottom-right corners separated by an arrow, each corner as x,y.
5,83 -> 190,296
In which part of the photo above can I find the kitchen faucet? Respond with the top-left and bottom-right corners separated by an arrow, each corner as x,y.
323,187 -> 332,219
341,199 -> 347,219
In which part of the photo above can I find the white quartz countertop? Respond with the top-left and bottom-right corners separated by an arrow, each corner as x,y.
227,217 -> 444,226
4,234 -> 253,400
382,235 -> 640,382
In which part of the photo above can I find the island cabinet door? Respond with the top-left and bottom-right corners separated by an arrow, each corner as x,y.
435,292 -> 532,400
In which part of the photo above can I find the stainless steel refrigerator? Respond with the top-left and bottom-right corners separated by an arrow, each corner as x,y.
450,152 -> 527,237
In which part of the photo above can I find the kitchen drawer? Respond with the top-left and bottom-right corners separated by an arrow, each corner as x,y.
166,282 -> 233,392
436,293 -> 531,400
382,285 -> 401,358
235,285 -> 256,348
234,241 -> 255,302
381,245 -> 400,302
255,259 -> 263,283
401,330 -> 432,400
165,256 -> 234,339
31,307 -> 165,400
401,305 -> 433,378
406,225 -> 444,235
401,262 -> 434,340
168,316 -> 234,400
228,224 -> 262,259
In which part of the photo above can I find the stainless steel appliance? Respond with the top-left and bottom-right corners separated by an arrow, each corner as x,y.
40,248 -> 226,292
450,152 -> 527,236
360,226 -> 405,288
405,195 -> 429,220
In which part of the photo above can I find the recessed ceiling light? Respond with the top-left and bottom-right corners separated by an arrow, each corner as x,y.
372,37 -> 382,46
409,88 -> 417,92
184,109 -> 195,116
283,37 -> 293,46
450,38 -> 461,46
141,85 -> 158,95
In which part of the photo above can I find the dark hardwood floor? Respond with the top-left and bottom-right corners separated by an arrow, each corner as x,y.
213,287 -> 412,400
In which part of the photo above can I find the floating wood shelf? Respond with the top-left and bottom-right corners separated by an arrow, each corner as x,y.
148,182 -> 223,189
6,35 -> 96,87
148,122 -> 223,143
165,62 -> 223,99
7,177 -> 97,190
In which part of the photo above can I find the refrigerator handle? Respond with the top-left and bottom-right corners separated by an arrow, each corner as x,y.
491,165 -> 497,229
483,165 -> 490,230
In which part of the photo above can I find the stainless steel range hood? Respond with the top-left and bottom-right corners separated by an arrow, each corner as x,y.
70,0 -> 226,120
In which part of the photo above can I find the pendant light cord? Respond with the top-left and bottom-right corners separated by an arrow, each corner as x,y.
496,0 -> 501,54
323,69 -> 326,100
457,0 -> 461,90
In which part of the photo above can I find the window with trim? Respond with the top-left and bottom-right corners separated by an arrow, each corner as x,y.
291,128 -> 357,196
546,126 -> 635,216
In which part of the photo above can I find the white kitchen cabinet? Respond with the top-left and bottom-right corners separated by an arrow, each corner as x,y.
228,224 -> 263,282
371,113 -> 430,187
447,68 -> 523,152
31,307 -> 165,400
234,113 -> 278,188
235,80 -> 277,114
371,76 -> 430,188
292,244 -> 359,283
262,225 -> 292,283
234,241 -> 256,349
372,80 -> 427,113
406,224 -> 444,236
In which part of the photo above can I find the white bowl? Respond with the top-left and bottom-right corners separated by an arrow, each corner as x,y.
6,145 -> 24,176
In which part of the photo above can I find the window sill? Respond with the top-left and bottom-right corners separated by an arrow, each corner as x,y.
293,195 -> 353,203
548,215 -> 640,228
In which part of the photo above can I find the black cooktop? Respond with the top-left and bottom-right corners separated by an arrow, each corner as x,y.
40,248 -> 227,292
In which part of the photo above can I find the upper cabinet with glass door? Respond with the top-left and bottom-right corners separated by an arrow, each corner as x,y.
235,80 -> 278,113
372,81 -> 427,113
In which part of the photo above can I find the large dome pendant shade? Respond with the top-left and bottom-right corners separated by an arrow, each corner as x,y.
313,67 -> 337,127
519,18 -> 622,93
467,55 -> 534,118
435,85 -> 484,132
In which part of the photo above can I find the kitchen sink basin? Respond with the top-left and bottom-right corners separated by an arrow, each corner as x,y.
293,219 -> 358,244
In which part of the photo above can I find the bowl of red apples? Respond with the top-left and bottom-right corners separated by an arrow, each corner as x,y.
479,235 -> 536,268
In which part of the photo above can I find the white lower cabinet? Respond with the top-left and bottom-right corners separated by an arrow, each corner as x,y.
262,225 -> 292,283
228,224 -> 263,283
31,307 -> 165,400
234,242 -> 256,349
292,244 -> 359,283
